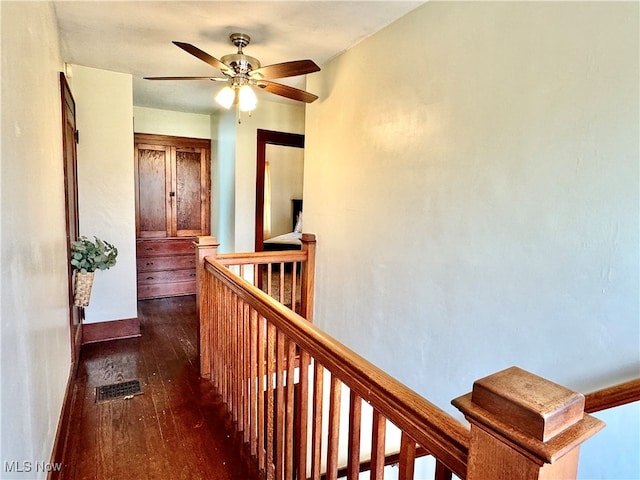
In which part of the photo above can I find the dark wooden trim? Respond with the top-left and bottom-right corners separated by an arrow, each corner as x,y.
257,129 -> 305,148
48,361 -> 79,480
134,132 -> 211,149
254,129 -> 305,252
81,317 -> 141,344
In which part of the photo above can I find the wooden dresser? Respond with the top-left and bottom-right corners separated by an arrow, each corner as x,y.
136,238 -> 197,299
134,133 -> 210,300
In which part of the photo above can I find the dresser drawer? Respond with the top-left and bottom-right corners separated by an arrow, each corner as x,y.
137,238 -> 195,257
137,268 -> 197,285
137,255 -> 196,273
137,280 -> 196,300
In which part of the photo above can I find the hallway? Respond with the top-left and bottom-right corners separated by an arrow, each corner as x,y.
59,296 -> 260,480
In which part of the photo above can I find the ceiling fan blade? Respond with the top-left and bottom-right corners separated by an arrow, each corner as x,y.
144,76 -> 227,81
251,60 -> 320,80
172,41 -> 231,73
259,81 -> 318,103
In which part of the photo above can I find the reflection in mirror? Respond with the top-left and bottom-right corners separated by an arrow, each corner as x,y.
264,144 -> 304,240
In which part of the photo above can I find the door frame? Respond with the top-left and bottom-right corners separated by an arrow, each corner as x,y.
60,72 -> 82,364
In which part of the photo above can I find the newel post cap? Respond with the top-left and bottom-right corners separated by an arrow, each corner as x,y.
452,366 -> 604,464
195,235 -> 219,247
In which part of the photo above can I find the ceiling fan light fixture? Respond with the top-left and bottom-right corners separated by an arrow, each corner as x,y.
238,84 -> 257,112
215,86 -> 235,109
148,34 -> 320,114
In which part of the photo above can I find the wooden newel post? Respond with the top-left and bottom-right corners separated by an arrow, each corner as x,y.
300,233 -> 316,323
194,236 -> 219,379
452,366 -> 604,480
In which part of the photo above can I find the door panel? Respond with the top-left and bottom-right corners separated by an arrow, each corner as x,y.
136,144 -> 171,238
175,148 -> 204,235
60,72 -> 81,362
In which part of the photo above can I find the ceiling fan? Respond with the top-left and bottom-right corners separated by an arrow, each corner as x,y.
145,33 -> 320,112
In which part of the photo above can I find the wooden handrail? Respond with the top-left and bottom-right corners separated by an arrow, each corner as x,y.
197,235 -> 604,480
584,378 -> 640,414
217,250 -> 307,266
204,258 -> 470,478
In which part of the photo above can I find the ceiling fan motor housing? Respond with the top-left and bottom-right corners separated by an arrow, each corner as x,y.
221,53 -> 261,75
146,32 -> 320,104
221,33 -> 261,77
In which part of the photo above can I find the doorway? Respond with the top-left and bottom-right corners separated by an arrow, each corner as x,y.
254,129 -> 305,252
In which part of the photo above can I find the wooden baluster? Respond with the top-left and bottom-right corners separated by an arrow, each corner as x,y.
275,329 -> 286,480
300,233 -> 316,322
296,350 -> 311,480
225,286 -> 233,410
398,433 -> 416,480
284,337 -> 296,480
434,460 -> 453,480
453,366 -> 605,480
249,308 -> 259,457
232,295 -> 240,423
217,277 -> 225,393
266,321 -> 276,480
346,391 -> 362,480
279,262 -> 286,304
257,315 -> 266,472
311,361 -> 324,480
212,277 -> 221,390
370,410 -> 387,480
195,236 -> 219,379
209,276 -> 217,388
326,375 -> 342,480
290,263 -> 298,313
237,298 -> 244,428
253,261 -> 258,285
241,300 -> 249,440
221,285 -> 228,406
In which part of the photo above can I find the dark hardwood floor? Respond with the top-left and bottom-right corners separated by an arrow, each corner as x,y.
60,296 -> 261,480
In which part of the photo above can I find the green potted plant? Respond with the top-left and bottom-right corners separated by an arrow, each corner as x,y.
70,236 -> 118,307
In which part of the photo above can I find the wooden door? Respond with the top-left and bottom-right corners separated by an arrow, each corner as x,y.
60,72 -> 81,362
135,134 -> 210,239
135,143 -> 172,238
175,146 -> 210,237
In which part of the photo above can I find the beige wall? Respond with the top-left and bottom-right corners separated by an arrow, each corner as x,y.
213,109 -> 237,252
305,3 -> 638,478
133,106 -> 211,139
213,100 -> 305,252
71,65 -> 137,324
0,2 -> 71,474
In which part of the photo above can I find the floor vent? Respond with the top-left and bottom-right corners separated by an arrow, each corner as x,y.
96,380 -> 142,402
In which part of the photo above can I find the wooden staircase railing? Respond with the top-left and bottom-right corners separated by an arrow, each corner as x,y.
195,235 -> 604,480
584,378 -> 640,414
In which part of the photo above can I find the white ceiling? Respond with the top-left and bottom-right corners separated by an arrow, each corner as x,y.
54,1 -> 424,115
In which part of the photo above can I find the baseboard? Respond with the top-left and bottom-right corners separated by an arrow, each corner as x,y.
81,317 -> 141,344
48,359 -> 78,479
